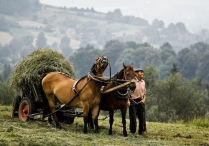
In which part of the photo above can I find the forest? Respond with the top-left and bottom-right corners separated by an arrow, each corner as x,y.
0,0 -> 209,123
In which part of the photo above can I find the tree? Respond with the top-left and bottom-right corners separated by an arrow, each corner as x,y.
152,19 -> 164,29
133,45 -> 161,70
147,73 -> 208,122
115,48 -> 135,71
36,32 -> 47,48
170,63 -> 178,74
159,56 -> 178,78
178,42 -> 209,81
2,64 -> 12,81
160,42 -> 176,63
0,0 -> 41,15
196,52 -> 209,84
59,36 -> 73,58
179,51 -> 198,79
0,81 -> 15,105
69,45 -> 101,78
175,22 -> 187,33
102,40 -> 125,73
22,35 -> 34,45
143,64 -> 159,90
106,9 -> 122,22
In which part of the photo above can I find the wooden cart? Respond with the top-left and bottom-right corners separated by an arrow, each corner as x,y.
10,82 -> 80,124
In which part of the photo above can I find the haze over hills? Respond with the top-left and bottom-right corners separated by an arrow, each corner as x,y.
40,0 -> 209,33
0,0 -> 208,54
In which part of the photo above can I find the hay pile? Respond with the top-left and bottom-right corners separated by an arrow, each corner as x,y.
10,48 -> 76,95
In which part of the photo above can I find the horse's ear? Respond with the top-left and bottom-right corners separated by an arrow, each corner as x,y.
131,63 -> 134,69
95,57 -> 98,62
123,63 -> 127,68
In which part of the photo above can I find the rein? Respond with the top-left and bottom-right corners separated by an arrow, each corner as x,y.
129,98 -> 142,105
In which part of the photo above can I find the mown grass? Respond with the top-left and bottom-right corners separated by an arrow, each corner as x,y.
0,105 -> 209,146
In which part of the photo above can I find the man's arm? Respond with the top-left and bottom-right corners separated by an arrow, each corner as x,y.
141,94 -> 146,103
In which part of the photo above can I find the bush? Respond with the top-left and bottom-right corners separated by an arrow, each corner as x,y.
0,82 -> 15,105
187,117 -> 209,128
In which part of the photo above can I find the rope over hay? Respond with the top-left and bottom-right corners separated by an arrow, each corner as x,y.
9,48 -> 76,96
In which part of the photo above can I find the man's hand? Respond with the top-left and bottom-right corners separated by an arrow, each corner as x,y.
141,95 -> 146,103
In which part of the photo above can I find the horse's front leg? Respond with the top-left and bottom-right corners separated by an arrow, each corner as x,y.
108,111 -> 114,135
87,109 -> 94,129
121,108 -> 128,137
82,105 -> 89,134
91,105 -> 100,133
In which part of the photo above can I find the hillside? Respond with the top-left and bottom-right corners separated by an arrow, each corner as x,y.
0,5 -> 144,50
0,3 -> 207,53
0,105 -> 209,145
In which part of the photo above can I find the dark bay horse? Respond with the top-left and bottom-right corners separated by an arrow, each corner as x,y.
89,63 -> 136,136
41,56 -> 109,133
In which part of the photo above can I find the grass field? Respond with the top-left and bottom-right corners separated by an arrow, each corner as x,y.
0,105 -> 209,146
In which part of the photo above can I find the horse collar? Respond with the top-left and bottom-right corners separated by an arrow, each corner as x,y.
72,76 -> 88,94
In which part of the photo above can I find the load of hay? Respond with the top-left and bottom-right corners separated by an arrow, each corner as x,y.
10,48 -> 76,97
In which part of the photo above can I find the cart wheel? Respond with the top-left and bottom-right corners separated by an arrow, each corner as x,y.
18,97 -> 35,122
11,96 -> 21,118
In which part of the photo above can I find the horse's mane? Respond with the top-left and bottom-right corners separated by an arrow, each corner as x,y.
90,63 -> 97,74
112,68 -> 124,80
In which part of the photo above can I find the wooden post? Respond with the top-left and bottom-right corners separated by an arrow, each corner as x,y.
101,79 -> 136,94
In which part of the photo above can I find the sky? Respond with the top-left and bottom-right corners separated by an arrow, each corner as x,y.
39,0 -> 209,33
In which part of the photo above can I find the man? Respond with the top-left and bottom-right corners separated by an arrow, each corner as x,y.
129,68 -> 146,135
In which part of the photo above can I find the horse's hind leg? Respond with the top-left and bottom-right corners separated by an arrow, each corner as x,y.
47,95 -> 61,128
42,97 -> 52,124
121,108 -> 128,137
108,111 -> 114,135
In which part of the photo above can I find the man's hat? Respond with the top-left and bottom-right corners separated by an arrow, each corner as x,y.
135,68 -> 143,72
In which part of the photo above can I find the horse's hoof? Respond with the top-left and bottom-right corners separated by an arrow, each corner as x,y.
56,123 -> 62,129
108,130 -> 112,135
123,131 -> 128,137
83,129 -> 88,134
124,133 -> 128,137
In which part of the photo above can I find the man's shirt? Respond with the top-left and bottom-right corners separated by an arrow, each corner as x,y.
131,78 -> 146,99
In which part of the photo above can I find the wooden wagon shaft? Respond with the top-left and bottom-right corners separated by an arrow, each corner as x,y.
101,79 -> 136,94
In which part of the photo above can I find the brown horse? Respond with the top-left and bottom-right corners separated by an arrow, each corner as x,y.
41,56 -> 109,133
88,63 -> 136,136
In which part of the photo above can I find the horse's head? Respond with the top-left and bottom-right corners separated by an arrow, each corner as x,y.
94,56 -> 108,73
122,63 -> 136,91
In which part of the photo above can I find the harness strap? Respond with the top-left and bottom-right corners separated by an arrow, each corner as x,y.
72,80 -> 78,94
100,86 -> 105,93
44,77 -> 91,118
